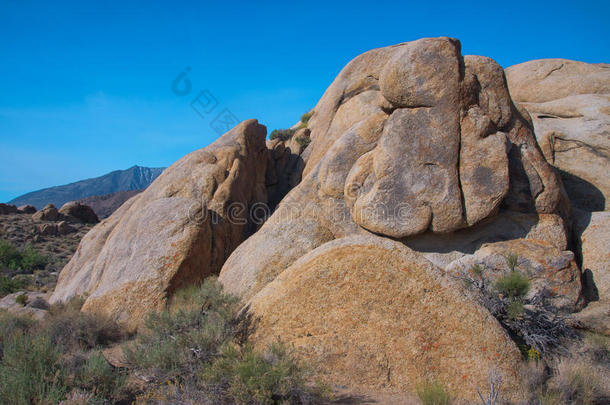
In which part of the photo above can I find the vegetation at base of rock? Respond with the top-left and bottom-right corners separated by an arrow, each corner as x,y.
0,239 -> 48,273
127,277 -> 327,404
416,380 -> 451,405
269,128 -> 296,141
460,255 -> 574,354
0,299 -> 127,405
494,270 -> 530,299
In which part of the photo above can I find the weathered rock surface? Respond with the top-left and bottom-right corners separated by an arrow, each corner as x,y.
220,37 -> 568,302
58,201 -> 100,223
506,60 -> 610,211
245,235 -> 522,401
0,291 -> 50,320
50,119 -> 269,328
505,59 -> 610,103
32,203 -> 60,221
572,211 -> 610,335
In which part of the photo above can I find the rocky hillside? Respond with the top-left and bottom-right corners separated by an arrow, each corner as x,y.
8,165 -> 164,210
41,37 -> 609,402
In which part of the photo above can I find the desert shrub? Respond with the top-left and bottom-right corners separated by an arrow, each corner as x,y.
200,342 -> 324,405
506,300 -> 524,320
495,270 -> 530,299
416,380 -> 451,405
0,240 -> 21,268
269,128 -> 296,141
41,306 -> 124,351
0,304 -> 126,404
300,111 -> 313,125
0,311 -> 35,350
129,277 -> 327,404
15,293 -> 28,306
125,277 -> 240,376
0,240 -> 48,273
0,275 -> 24,297
0,331 -> 66,404
20,244 -> 49,271
76,350 -> 126,399
549,358 -> 609,404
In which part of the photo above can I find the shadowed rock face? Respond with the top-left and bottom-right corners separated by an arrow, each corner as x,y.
50,120 -> 269,328
219,37 -> 569,302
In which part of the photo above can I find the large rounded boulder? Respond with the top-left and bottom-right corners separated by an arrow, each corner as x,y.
245,235 -> 523,402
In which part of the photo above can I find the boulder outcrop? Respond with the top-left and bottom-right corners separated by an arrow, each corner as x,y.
58,201 -> 99,224
245,235 -> 523,401
505,60 -> 609,211
50,119 -> 270,328
32,203 -> 60,221
220,37 -> 569,302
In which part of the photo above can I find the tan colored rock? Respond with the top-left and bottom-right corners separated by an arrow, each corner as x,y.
446,239 -> 582,311
50,120 -> 269,329
58,201 -> 99,223
572,211 -> 610,335
220,38 -> 568,302
32,204 -> 59,221
245,235 -> 522,402
505,59 -> 610,103
0,291 -> 50,320
506,60 -> 610,211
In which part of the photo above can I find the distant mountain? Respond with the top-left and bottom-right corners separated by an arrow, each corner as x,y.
9,166 -> 164,210
78,189 -> 143,219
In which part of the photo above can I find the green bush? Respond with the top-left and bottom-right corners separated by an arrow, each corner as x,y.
125,277 -> 240,376
416,380 -> 451,405
495,270 -> 530,299
15,293 -> 28,306
300,111 -> 313,125
0,240 -> 48,272
76,350 -> 126,399
0,331 -> 66,405
201,342 -> 324,405
0,240 -> 21,268
269,128 -> 296,141
506,300 -> 524,320
0,275 -> 24,297
129,277 -> 327,404
20,244 -> 48,271
0,305 -> 126,404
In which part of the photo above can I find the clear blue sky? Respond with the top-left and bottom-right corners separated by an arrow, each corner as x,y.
1,0 -> 609,202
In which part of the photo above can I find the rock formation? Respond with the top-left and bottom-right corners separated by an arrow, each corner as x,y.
219,37 -> 571,303
32,204 -> 60,221
51,120 -> 270,328
506,59 -> 610,334
58,201 -> 100,224
48,37 -> 608,401
245,235 -> 522,400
